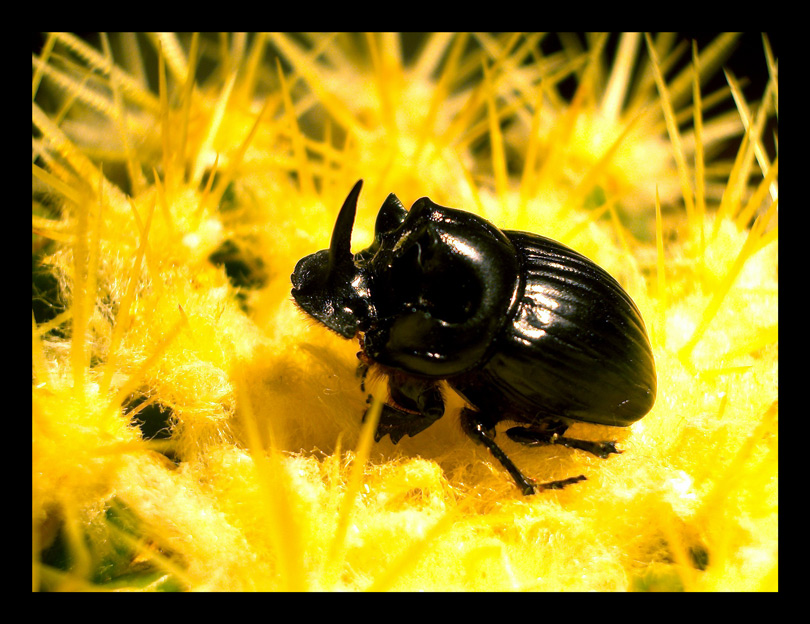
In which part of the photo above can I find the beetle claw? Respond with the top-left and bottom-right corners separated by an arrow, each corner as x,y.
593,441 -> 622,458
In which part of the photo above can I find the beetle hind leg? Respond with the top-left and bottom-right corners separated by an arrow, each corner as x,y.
505,420 -> 621,459
460,409 -> 586,495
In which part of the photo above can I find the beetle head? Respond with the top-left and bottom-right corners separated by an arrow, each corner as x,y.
292,180 -> 521,377
291,180 -> 372,338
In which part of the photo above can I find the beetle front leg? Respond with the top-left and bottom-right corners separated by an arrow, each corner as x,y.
505,420 -> 621,459
356,351 -> 370,393
365,373 -> 444,444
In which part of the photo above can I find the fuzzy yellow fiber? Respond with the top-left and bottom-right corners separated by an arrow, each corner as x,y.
32,33 -> 777,591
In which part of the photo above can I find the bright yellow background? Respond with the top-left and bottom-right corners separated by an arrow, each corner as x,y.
32,33 -> 777,591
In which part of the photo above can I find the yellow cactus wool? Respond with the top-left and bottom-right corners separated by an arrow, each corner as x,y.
33,33 -> 777,591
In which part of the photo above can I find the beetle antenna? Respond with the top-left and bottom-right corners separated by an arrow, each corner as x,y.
329,179 -> 363,266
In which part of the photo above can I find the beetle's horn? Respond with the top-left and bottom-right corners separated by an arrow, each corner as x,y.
329,179 -> 363,267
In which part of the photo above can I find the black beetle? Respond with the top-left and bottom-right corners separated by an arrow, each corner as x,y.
291,180 -> 656,495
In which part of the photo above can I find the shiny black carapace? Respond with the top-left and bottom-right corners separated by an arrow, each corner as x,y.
291,180 -> 656,495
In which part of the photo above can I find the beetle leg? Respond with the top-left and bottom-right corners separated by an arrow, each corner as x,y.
461,409 -> 590,495
505,424 -> 621,459
356,350 -> 377,393
364,374 -> 444,444
356,354 -> 370,393
460,408 -> 537,495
